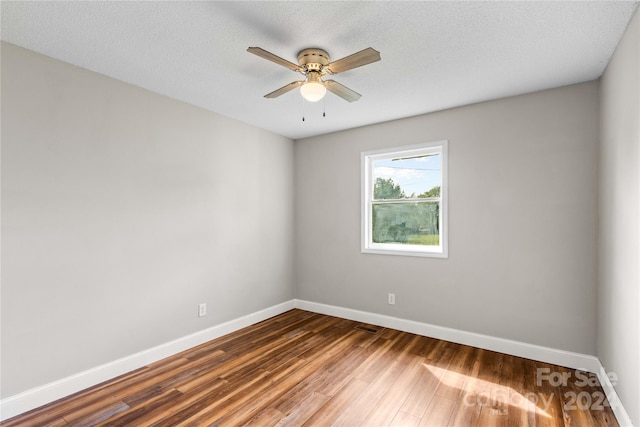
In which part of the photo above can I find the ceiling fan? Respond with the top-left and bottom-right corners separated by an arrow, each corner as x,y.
247,47 -> 381,103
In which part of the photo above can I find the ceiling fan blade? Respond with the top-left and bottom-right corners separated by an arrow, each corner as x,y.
325,47 -> 381,74
247,47 -> 303,72
264,81 -> 304,98
324,80 -> 362,102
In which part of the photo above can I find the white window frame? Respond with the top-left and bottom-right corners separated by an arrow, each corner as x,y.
361,140 -> 448,258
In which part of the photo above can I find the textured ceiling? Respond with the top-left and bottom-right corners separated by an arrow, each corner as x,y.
2,1 -> 638,140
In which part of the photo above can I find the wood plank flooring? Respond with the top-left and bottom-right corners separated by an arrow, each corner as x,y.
1,309 -> 619,426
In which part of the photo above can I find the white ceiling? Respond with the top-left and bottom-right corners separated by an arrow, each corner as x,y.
2,1 -> 638,140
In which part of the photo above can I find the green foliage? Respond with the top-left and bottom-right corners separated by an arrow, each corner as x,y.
406,234 -> 440,245
371,178 -> 441,247
418,185 -> 440,198
372,202 -> 440,245
374,178 -> 405,200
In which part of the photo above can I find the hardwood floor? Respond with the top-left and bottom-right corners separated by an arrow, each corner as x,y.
2,309 -> 619,426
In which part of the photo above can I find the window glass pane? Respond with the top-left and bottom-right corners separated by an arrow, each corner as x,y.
372,154 -> 441,199
372,202 -> 440,245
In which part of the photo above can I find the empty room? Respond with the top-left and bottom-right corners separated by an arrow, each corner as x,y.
1,1 -> 639,426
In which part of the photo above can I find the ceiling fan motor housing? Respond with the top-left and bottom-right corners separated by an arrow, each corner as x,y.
297,48 -> 330,72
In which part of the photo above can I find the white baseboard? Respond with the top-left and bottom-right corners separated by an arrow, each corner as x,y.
0,300 -> 296,421
1,299 -> 633,426
596,362 -> 635,427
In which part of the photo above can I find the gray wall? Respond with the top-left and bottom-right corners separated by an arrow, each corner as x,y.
1,43 -> 295,398
295,82 -> 600,355
599,8 -> 640,425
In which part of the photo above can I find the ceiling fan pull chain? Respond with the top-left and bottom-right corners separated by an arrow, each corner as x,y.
323,97 -> 326,117
301,97 -> 305,122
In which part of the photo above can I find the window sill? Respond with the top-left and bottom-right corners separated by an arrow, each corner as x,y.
362,244 -> 448,258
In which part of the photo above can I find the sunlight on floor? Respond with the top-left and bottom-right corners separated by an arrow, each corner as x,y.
424,363 -> 552,418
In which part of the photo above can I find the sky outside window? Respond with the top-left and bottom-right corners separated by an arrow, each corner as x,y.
373,154 -> 441,198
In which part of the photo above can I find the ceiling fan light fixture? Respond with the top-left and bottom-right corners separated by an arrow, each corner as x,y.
300,81 -> 326,102
300,71 -> 326,102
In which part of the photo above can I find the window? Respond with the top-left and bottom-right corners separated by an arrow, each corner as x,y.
361,140 -> 448,257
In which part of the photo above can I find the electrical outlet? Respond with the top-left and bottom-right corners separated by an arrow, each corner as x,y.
388,293 -> 395,305
198,303 -> 207,317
